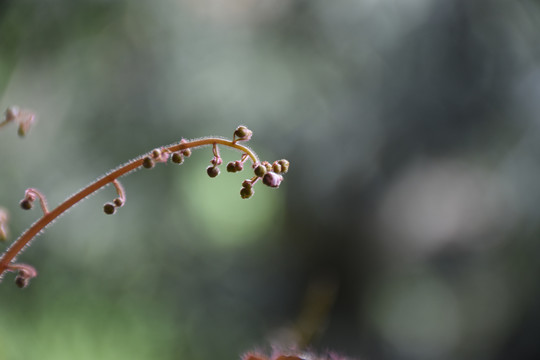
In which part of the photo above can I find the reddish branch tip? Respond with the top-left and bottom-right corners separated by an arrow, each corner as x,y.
0,125 -> 290,286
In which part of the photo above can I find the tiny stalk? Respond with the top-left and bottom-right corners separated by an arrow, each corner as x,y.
0,126 -> 289,287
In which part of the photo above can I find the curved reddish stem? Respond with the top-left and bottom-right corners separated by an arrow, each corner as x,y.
0,136 -> 260,280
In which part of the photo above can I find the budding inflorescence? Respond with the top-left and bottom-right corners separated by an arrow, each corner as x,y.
0,125 -> 289,287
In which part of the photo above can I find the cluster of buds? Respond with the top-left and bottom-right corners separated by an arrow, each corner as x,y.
142,147 -> 171,169
103,180 -> 126,215
204,126 -> 290,199
171,139 -> 192,165
0,106 -> 36,137
0,124 -> 290,287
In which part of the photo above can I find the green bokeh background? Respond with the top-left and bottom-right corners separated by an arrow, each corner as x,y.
2,1 -> 540,359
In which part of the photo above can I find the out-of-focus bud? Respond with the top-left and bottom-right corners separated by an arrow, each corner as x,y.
0,208 -> 8,241
4,106 -> 19,122
17,113 -> 36,137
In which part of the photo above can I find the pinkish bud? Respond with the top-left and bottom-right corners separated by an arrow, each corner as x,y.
262,172 -> 283,188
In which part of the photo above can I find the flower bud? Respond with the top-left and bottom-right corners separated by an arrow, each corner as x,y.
171,152 -> 183,164
227,162 -> 237,173
15,275 -> 30,288
234,161 -> 243,171
151,148 -> 162,159
242,179 -> 253,188
113,198 -> 124,207
240,186 -> 254,199
182,148 -> 192,157
103,203 -> 116,215
20,199 -> 33,210
254,164 -> 267,177
142,156 -> 154,169
211,157 -> 223,166
207,166 -> 220,178
272,162 -> 283,173
234,125 -> 253,141
262,172 -> 283,188
278,159 -> 290,173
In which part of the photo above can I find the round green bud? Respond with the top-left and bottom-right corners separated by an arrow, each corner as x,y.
240,186 -> 254,199
278,159 -> 290,173
142,156 -> 154,169
171,152 -> 183,164
103,203 -> 116,215
207,166 -> 220,178
20,199 -> 32,210
254,164 -> 267,177
227,162 -> 237,173
242,179 -> 253,188
272,162 -> 283,173
234,126 -> 252,140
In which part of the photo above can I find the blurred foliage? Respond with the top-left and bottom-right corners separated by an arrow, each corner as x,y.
2,0 -> 540,359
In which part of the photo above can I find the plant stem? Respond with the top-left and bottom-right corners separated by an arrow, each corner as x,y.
0,136 -> 259,280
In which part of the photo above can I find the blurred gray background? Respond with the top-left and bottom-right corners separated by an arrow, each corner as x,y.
1,0 -> 540,359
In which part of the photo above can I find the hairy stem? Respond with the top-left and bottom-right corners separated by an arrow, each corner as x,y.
0,136 -> 260,280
